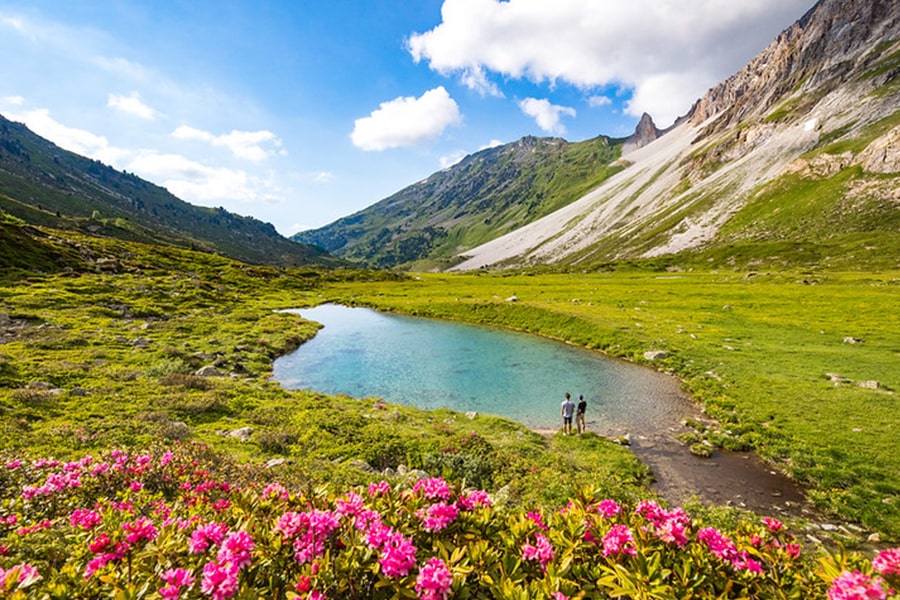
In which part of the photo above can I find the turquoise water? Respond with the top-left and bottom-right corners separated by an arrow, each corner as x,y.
272,304 -> 695,434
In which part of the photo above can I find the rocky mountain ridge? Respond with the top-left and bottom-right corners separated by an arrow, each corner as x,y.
453,0 -> 899,270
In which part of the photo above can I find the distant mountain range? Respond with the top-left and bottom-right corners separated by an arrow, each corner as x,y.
296,0 -> 899,271
0,115 -> 336,268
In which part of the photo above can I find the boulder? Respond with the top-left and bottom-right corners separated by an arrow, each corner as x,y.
228,427 -> 254,442
842,336 -> 865,344
195,365 -> 222,377
857,380 -> 881,390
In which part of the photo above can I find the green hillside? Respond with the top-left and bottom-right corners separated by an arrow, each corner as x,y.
0,114 -> 337,268
294,135 -> 625,269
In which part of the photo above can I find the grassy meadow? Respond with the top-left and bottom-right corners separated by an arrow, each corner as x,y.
320,269 -> 900,538
1,227 -> 898,542
0,236 -> 651,516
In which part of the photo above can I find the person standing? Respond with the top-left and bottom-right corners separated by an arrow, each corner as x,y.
561,392 -> 575,435
576,394 -> 587,434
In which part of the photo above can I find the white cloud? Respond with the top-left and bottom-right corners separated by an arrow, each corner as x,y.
588,95 -> 612,108
108,92 -> 158,120
440,151 -> 467,169
2,95 -> 25,106
519,98 -> 575,135
408,0 -> 814,126
311,171 -> 335,184
171,126 -> 283,162
351,86 -> 462,151
127,151 -> 259,203
10,108 -> 111,157
479,139 -> 504,150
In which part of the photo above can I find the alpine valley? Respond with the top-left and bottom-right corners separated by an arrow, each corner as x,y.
295,0 -> 899,273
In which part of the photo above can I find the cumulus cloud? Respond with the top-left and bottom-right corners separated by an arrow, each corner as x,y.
127,151 -> 258,203
171,125 -> 283,162
3,95 -> 25,106
351,86 -> 462,151
519,98 -> 575,135
108,92 -> 158,120
10,108 -> 112,158
408,0 -> 814,126
588,95 -> 612,108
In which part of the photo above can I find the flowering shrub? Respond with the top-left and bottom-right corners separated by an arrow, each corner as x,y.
0,443 -> 897,599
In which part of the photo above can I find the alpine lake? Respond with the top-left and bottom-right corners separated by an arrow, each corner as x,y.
273,304 -> 808,516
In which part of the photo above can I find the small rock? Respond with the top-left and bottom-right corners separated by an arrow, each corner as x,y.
349,459 -> 374,473
643,350 -> 667,361
868,532 -> 881,543
465,411 -> 477,419
265,458 -> 287,468
131,337 -> 152,348
857,380 -> 880,390
195,365 -> 222,377
228,427 -> 254,442
505,295 -> 518,302
843,336 -> 865,344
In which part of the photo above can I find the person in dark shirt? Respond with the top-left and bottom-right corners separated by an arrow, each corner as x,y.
575,394 -> 587,434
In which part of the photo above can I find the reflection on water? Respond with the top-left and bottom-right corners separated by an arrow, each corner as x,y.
272,303 -> 691,435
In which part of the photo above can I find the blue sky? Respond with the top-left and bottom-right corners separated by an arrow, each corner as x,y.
0,0 -> 815,235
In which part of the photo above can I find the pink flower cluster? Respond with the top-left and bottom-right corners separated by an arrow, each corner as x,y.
200,530 -> 255,600
413,477 -> 452,501
873,548 -> 900,577
522,532 -> 555,572
697,527 -> 763,574
827,570 -> 890,600
602,525 -> 637,557
366,522 -> 418,577
420,502 -> 459,532
634,500 -> 690,546
0,563 -> 41,591
275,510 -> 341,565
415,557 -> 453,600
159,568 -> 195,599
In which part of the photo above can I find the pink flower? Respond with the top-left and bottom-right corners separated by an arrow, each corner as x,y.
420,502 -> 459,532
0,563 -> 41,590
368,481 -> 390,497
596,499 -> 622,518
69,508 -> 103,530
552,594 -> 569,600
84,553 -> 120,579
526,511 -> 549,531
522,533 -> 554,572
89,532 -> 111,553
261,482 -> 289,501
5,459 -> 21,470
379,530 -> 418,578
873,548 -> 900,577
129,481 -> 144,492
308,591 -> 326,600
201,560 -> 240,600
122,516 -> 158,544
827,570 -> 889,600
457,490 -> 492,510
602,525 -> 637,557
763,517 -> 784,533
218,531 -> 255,570
335,492 -> 364,517
190,522 -> 229,554
277,510 -> 341,565
415,557 -> 453,600
413,478 -> 452,501
160,568 -> 195,599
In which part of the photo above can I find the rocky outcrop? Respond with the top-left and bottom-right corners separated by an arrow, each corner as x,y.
688,0 -> 899,135
623,113 -> 662,154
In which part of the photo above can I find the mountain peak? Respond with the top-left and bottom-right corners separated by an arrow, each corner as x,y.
623,113 -> 661,153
